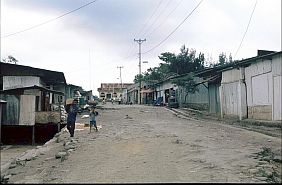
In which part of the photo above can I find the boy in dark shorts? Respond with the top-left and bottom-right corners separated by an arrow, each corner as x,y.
89,106 -> 98,133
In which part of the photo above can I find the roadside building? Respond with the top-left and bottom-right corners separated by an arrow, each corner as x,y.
219,50 -> 281,121
0,63 -> 67,144
97,83 -> 133,102
127,83 -> 139,104
128,50 -> 281,122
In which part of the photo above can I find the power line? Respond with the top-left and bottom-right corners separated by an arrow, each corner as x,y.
135,0 -> 164,37
234,0 -> 257,59
144,0 -> 184,39
140,0 -> 173,38
123,0 -> 163,60
142,0 -> 204,54
1,0 -> 99,38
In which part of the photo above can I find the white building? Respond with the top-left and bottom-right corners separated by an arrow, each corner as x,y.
220,50 -> 281,121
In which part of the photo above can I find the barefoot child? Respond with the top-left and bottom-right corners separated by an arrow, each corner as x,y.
89,106 -> 98,133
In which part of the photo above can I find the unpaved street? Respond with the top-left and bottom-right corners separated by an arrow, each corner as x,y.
2,103 -> 281,183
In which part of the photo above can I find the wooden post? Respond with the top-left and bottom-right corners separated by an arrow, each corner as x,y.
0,102 -> 5,145
58,95 -> 62,132
32,125 -> 35,145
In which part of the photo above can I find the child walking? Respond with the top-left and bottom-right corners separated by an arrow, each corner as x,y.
89,106 -> 98,133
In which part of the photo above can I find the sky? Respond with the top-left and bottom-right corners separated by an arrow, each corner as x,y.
1,0 -> 281,96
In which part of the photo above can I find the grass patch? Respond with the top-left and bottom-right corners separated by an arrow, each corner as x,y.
257,147 -> 275,162
254,147 -> 281,183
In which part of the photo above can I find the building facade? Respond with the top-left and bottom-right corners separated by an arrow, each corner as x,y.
97,83 -> 133,101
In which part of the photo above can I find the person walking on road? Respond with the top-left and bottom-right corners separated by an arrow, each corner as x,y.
89,106 -> 99,133
66,99 -> 79,137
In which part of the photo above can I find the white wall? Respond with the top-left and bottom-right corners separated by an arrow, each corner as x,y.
245,55 -> 282,121
245,60 -> 272,107
185,83 -> 208,104
3,76 -> 41,90
221,69 -> 240,83
273,75 -> 281,120
155,81 -> 175,103
271,55 -> 281,120
220,68 -> 247,120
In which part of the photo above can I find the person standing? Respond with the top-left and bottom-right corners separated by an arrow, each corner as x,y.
66,99 -> 79,137
89,106 -> 99,133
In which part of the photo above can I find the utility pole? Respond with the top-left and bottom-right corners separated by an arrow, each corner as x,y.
134,38 -> 146,104
117,66 -> 123,89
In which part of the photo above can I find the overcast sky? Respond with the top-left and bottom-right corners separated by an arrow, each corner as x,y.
1,0 -> 281,95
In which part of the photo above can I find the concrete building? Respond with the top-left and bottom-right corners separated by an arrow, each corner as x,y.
127,83 -> 139,104
97,83 -> 133,102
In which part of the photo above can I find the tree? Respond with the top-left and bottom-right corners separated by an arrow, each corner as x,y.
133,74 -> 144,84
158,45 -> 205,75
134,45 -> 206,85
171,72 -> 198,104
229,53 -> 233,63
1,55 -> 18,64
214,52 -> 233,67
218,52 -> 227,65
133,62 -> 171,84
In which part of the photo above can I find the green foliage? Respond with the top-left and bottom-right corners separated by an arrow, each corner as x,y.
133,74 -> 144,84
257,147 -> 275,161
171,73 -> 198,94
137,45 -> 206,84
158,45 -> 205,75
255,147 -> 281,183
210,52 -> 233,67
134,46 -> 232,91
171,72 -> 199,103
133,63 -> 171,84
218,52 -> 227,65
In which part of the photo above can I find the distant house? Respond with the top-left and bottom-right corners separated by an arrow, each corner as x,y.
127,81 -> 160,105
127,83 -> 139,104
148,71 -> 209,109
0,63 -> 67,144
97,83 -> 133,101
154,78 -> 176,106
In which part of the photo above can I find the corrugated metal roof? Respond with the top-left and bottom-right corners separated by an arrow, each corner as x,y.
0,63 -> 66,85
0,85 -> 64,95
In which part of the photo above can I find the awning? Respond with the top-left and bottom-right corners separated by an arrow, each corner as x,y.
141,89 -> 154,93
0,99 -> 7,104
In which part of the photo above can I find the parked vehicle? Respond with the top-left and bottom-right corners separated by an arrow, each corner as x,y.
168,90 -> 179,108
154,96 -> 163,106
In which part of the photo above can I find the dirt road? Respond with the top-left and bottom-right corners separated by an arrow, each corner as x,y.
2,103 -> 281,183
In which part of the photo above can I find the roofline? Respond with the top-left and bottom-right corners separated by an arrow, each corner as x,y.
0,85 -> 64,95
0,62 -> 67,84
0,62 -> 65,74
131,50 -> 282,86
218,51 -> 282,72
